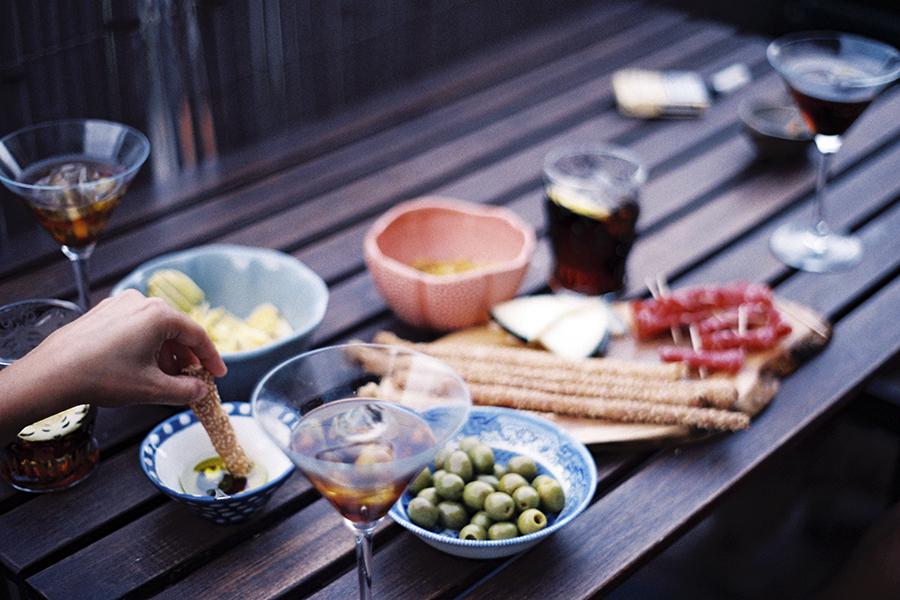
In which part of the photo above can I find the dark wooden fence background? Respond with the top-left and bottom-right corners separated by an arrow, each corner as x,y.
0,0 -> 599,243
2,0 -> 898,247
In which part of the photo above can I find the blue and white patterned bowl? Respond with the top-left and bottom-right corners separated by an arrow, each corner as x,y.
389,406 -> 597,559
140,402 -> 295,525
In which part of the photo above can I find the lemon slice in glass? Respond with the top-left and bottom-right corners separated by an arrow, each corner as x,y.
18,404 -> 91,442
546,184 -> 610,219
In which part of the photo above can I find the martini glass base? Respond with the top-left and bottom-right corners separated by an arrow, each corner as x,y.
770,222 -> 862,273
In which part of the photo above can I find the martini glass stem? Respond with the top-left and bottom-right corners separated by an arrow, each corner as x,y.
60,244 -> 95,310
350,521 -> 377,600
812,134 -> 842,237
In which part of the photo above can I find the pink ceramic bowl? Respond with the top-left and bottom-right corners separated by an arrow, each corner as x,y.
364,197 -> 536,331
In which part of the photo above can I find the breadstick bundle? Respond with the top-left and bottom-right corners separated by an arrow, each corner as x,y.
366,331 -> 750,431
183,365 -> 254,476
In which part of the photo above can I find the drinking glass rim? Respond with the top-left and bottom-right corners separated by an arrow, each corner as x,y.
767,30 -> 900,88
0,118 -> 151,191
251,343 -> 473,467
0,298 -> 83,366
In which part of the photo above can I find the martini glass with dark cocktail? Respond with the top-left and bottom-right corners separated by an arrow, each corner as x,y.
767,31 -> 900,272
252,344 -> 470,600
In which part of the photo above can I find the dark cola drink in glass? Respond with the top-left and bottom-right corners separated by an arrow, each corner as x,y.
543,145 -> 645,296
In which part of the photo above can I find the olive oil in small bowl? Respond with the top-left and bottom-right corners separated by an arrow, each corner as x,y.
141,402 -> 294,525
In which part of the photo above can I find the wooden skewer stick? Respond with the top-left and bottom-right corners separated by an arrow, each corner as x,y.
689,324 -> 708,380
647,274 -> 683,345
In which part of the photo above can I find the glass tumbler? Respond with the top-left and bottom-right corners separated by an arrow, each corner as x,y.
0,299 -> 100,492
543,144 -> 645,296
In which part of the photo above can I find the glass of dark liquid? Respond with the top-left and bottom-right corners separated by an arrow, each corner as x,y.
767,31 -> 900,272
543,145 -> 646,296
0,120 -> 150,309
0,299 -> 100,492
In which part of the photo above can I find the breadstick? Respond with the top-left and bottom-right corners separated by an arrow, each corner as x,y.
369,332 -> 736,408
446,359 -> 736,408
467,383 -> 750,431
373,331 -> 687,380
183,366 -> 254,476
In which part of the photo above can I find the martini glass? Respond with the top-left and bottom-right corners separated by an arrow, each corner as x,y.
767,31 -> 900,272
252,343 -> 470,600
0,119 -> 151,309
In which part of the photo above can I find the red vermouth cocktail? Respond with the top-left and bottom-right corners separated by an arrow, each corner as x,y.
253,344 -> 470,600
767,32 -> 900,272
0,120 -> 150,309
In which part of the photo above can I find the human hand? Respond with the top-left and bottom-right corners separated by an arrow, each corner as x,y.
7,288 -> 224,410
1,290 -> 226,445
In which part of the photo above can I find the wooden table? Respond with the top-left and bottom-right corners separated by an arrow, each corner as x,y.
3,1 -> 900,598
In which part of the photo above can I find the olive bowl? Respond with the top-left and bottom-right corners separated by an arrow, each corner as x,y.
140,402 -> 295,525
389,406 -> 597,559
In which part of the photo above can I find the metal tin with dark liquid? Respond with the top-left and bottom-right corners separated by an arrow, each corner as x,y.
543,145 -> 645,296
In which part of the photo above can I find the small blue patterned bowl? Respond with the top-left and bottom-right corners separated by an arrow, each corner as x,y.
140,402 -> 295,525
389,406 -> 597,559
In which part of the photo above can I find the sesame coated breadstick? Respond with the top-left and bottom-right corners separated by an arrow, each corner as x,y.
369,331 -> 736,408
467,383 -> 750,431
183,365 -> 254,476
349,339 -> 747,430
373,331 -> 688,380
421,353 -> 737,409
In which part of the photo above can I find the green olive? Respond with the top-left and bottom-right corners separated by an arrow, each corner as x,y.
431,469 -> 447,488
517,508 -> 547,535
537,479 -> 566,513
462,480 -> 495,512
459,523 -> 487,540
435,472 -> 465,501
467,444 -> 495,474
512,484 -> 541,512
433,446 -> 453,470
445,450 -> 474,482
484,491 -> 516,521
530,475 -> 554,490
497,472 -> 529,495
408,467 -> 433,495
488,521 -> 519,540
458,436 -> 481,453
407,497 -> 438,529
493,463 -> 508,479
437,501 -> 469,530
469,510 -> 494,530
507,455 -> 538,482
416,487 -> 441,505
476,474 -> 500,490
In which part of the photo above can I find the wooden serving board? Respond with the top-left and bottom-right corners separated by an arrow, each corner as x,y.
437,298 -> 832,450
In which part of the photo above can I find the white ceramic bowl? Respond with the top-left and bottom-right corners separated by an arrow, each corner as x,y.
140,402 -> 295,525
112,244 -> 329,402
389,406 -> 597,559
364,197 -> 536,331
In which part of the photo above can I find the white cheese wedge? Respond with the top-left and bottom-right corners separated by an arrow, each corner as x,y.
490,294 -> 622,358
490,294 -> 592,343
537,302 -> 611,359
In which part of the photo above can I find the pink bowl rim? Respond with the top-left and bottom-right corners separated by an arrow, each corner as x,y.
364,196 -> 536,283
